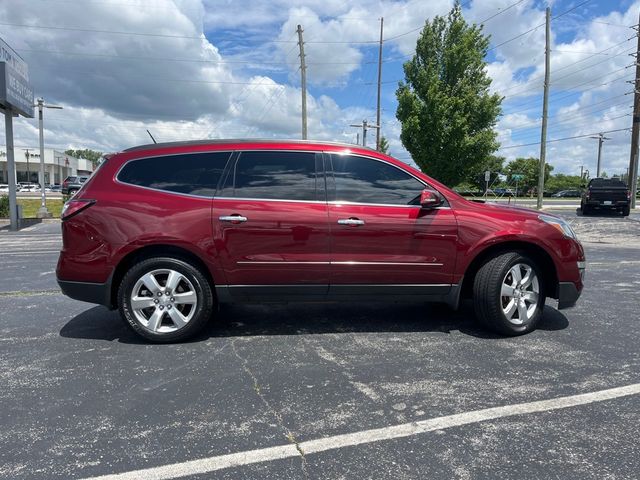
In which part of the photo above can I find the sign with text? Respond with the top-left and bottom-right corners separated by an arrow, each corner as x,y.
0,62 -> 34,118
0,37 -> 33,118
0,37 -> 29,83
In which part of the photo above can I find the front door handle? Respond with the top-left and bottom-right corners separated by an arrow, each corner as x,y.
337,218 -> 365,226
219,214 -> 248,224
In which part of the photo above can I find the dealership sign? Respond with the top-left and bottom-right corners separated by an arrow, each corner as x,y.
0,37 -> 33,118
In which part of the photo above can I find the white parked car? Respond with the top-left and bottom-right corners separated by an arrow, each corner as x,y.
0,184 -> 9,193
19,183 -> 40,192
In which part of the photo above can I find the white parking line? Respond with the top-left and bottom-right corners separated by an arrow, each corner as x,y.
82,383 -> 640,480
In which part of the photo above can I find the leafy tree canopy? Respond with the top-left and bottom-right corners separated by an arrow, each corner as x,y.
378,136 -> 390,154
504,157 -> 553,192
395,2 -> 502,186
65,149 -> 103,165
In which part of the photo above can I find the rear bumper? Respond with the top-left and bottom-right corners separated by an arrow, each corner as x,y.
585,200 -> 629,208
58,278 -> 113,308
557,281 -> 582,309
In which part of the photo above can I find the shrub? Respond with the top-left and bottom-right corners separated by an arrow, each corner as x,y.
0,195 -> 8,218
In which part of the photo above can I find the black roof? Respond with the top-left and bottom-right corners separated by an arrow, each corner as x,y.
123,138 -> 378,153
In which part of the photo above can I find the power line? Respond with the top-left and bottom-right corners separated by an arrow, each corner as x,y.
478,0 -> 528,24
16,48 -> 374,66
499,127 -> 629,150
0,21 -> 382,44
488,0 -> 592,52
383,0 -> 525,43
498,37 -> 634,97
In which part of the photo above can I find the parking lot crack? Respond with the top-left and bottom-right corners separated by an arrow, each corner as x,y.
231,338 -> 309,478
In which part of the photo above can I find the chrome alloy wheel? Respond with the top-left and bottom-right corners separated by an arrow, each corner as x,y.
500,263 -> 540,325
130,269 -> 198,333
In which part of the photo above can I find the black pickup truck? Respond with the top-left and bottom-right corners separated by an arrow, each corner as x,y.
581,178 -> 631,216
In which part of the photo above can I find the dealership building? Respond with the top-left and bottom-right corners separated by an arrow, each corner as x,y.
0,146 -> 94,185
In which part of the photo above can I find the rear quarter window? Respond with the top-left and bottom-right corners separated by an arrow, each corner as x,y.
118,152 -> 231,196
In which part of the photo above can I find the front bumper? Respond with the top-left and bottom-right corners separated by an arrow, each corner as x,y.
557,281 -> 582,309
58,278 -> 113,308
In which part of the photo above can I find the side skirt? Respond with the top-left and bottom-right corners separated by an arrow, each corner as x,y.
215,284 -> 462,307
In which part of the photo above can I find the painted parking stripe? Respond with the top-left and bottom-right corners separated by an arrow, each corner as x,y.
81,383 -> 640,480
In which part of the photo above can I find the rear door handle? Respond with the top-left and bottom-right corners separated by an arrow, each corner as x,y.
219,215 -> 248,223
337,218 -> 365,226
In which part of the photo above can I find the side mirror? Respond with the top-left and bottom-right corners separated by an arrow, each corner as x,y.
420,189 -> 443,208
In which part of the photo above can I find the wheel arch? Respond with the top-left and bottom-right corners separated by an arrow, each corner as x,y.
110,244 -> 216,308
460,241 -> 558,301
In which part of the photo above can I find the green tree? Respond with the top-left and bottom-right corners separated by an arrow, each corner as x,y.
545,174 -> 583,193
395,2 -> 502,186
378,136 -> 390,154
504,157 -> 553,192
65,149 -> 103,166
467,154 -> 504,190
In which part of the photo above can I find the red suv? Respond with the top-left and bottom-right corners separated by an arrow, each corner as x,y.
57,140 -> 585,342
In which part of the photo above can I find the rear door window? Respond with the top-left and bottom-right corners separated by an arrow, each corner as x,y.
223,151 -> 320,201
118,152 -> 231,196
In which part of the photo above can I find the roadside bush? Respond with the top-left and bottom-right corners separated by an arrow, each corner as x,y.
0,195 -> 8,218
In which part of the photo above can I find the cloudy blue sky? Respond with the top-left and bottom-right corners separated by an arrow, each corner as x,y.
0,0 -> 638,177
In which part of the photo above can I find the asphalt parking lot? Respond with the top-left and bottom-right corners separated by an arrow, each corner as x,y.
1,210 -> 639,479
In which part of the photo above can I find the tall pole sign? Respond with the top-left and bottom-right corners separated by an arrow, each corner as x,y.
0,37 -> 34,231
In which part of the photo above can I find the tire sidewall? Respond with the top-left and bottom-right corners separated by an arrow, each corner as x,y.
118,257 -> 213,343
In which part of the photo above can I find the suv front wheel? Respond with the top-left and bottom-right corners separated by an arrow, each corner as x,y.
118,257 -> 215,342
473,252 -> 545,336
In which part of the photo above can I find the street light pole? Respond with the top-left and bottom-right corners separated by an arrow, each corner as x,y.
35,97 -> 62,218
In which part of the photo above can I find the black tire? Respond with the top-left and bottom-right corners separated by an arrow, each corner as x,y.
472,252 -> 546,336
68,188 -> 78,196
117,257 -> 215,343
622,205 -> 630,217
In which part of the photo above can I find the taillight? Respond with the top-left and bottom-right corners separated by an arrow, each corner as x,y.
61,199 -> 95,221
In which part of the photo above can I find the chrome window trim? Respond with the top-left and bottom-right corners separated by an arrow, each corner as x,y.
214,196 -> 327,205
114,150 -> 234,199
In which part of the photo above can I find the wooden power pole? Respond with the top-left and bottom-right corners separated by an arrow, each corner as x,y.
537,7 -> 551,210
376,17 -> 384,151
296,25 -> 308,140
628,12 -> 640,209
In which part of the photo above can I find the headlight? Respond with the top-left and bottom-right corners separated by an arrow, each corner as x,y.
538,214 -> 578,240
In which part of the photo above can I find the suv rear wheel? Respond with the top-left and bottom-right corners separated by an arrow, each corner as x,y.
117,257 -> 214,342
473,252 -> 545,336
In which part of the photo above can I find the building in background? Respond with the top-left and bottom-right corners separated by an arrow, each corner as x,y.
0,147 -> 94,185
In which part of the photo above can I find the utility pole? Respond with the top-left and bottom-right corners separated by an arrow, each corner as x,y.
25,148 -> 31,183
3,108 -> 18,230
628,12 -> 640,209
590,132 -> 611,177
296,25 -> 308,140
350,120 -> 380,147
375,17 -> 384,151
35,98 -> 62,218
55,154 -> 63,184
537,7 -> 551,210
